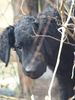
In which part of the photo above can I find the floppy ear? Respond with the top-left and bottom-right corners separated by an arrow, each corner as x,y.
0,25 -> 15,66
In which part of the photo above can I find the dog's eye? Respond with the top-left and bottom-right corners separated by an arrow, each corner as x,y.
15,42 -> 23,49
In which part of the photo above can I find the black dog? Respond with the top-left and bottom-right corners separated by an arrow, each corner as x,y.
0,5 -> 75,100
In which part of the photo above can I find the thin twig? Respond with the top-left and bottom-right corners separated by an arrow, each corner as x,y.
32,27 -> 75,49
48,27 -> 65,100
20,0 -> 26,15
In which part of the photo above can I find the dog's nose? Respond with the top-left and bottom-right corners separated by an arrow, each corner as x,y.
23,64 -> 46,79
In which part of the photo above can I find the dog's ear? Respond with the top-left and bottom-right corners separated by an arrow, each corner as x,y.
0,25 -> 15,66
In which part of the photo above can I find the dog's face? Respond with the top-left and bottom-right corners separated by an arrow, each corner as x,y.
0,16 -> 47,79
14,16 -> 47,79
